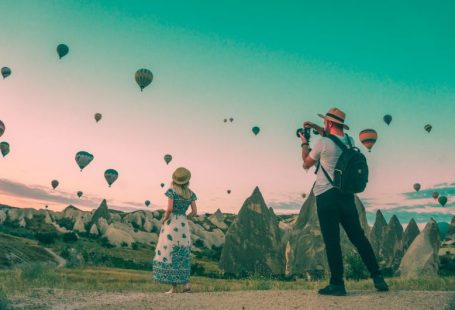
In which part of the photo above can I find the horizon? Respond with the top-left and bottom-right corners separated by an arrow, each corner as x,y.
1,1 -> 454,227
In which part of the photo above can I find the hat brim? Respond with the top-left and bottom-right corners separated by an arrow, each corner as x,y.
173,179 -> 189,185
317,113 -> 349,130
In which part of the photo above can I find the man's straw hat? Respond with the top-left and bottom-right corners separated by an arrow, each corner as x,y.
317,107 -> 350,130
172,167 -> 191,185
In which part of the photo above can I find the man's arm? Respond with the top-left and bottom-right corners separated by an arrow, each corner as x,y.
298,132 -> 317,169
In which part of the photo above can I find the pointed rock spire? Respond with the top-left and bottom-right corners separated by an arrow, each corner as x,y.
403,218 -> 420,254
398,219 -> 440,277
219,187 -> 284,276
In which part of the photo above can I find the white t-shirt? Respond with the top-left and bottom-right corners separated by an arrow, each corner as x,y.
308,134 -> 356,196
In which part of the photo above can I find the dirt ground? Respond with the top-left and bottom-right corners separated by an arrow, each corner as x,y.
10,289 -> 455,310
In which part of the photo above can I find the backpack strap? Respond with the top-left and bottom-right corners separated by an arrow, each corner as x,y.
326,134 -> 349,151
315,134 -> 351,184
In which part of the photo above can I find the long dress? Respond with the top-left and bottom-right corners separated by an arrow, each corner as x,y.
152,188 -> 197,284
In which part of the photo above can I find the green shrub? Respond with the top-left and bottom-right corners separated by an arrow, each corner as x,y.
35,232 -> 58,244
132,242 -> 140,250
193,239 -> 205,248
56,218 -> 74,230
62,232 -> 78,243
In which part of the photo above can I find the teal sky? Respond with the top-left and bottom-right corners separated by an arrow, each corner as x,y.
1,1 -> 454,224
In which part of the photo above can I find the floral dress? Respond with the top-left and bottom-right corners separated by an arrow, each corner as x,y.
152,188 -> 197,284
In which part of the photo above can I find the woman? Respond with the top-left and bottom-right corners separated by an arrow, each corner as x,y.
152,167 -> 197,293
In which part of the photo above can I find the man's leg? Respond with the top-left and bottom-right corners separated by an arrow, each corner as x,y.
316,189 -> 344,285
339,194 -> 380,277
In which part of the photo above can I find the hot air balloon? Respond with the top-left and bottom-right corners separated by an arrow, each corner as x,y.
302,193 -> 307,199
438,196 -> 448,207
0,142 -> 10,157
252,126 -> 260,136
77,191 -> 83,198
145,200 -> 151,207
432,192 -> 439,200
0,120 -> 5,137
75,151 -> 94,171
135,68 -> 153,91
94,113 -> 102,123
413,183 -> 421,192
160,183 -> 165,188
1,67 -> 11,79
57,44 -> 69,59
229,118 -> 234,122
45,205 -> 48,209
359,129 -> 378,152
51,180 -> 59,190
164,154 -> 172,165
227,190 -> 231,194
224,119 -> 227,123
104,169 -> 119,187
424,124 -> 432,133
383,114 -> 392,126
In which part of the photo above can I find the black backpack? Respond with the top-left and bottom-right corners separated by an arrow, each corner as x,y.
315,134 -> 369,194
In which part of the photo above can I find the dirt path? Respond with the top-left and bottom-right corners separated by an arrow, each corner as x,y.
44,248 -> 66,268
11,289 -> 455,310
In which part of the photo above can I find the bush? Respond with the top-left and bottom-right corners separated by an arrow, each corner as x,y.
56,218 -> 74,231
193,239 -> 205,248
99,237 -> 115,248
35,232 -> 58,244
190,262 -> 205,276
0,288 -> 11,310
132,242 -> 140,250
62,232 -> 78,243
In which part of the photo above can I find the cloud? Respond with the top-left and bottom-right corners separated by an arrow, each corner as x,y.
269,201 -> 301,211
402,186 -> 455,200
0,178 -> 157,212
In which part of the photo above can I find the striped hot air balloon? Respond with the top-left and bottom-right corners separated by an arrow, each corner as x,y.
424,124 -> 432,133
359,129 -> 378,152
135,68 -> 153,91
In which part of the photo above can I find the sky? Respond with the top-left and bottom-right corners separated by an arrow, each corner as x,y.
1,0 -> 454,226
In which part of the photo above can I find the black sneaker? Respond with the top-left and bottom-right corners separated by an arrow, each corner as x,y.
318,284 -> 347,296
373,275 -> 389,292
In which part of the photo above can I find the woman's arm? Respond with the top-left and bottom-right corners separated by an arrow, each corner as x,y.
162,198 -> 173,223
187,201 -> 197,219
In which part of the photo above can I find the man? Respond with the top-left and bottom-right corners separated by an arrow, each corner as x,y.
299,107 -> 389,296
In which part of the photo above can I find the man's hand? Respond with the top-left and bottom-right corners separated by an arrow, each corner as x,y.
298,131 -> 308,144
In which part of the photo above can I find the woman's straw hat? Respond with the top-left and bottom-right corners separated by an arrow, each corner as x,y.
317,107 -> 350,130
172,167 -> 191,185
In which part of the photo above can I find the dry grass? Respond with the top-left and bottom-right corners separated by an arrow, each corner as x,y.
1,266 -> 454,298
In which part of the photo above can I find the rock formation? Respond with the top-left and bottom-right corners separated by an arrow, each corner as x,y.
398,220 -> 440,277
219,187 -> 284,276
382,215 -> 404,271
402,218 -> 420,254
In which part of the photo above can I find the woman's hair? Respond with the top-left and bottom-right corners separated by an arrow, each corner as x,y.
171,181 -> 192,200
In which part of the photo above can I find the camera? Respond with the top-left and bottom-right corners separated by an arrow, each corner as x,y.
296,127 -> 311,141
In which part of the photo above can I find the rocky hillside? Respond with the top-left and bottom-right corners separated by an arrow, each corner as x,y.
1,190 -> 453,279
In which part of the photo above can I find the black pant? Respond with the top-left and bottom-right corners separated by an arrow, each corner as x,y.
316,188 -> 380,285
